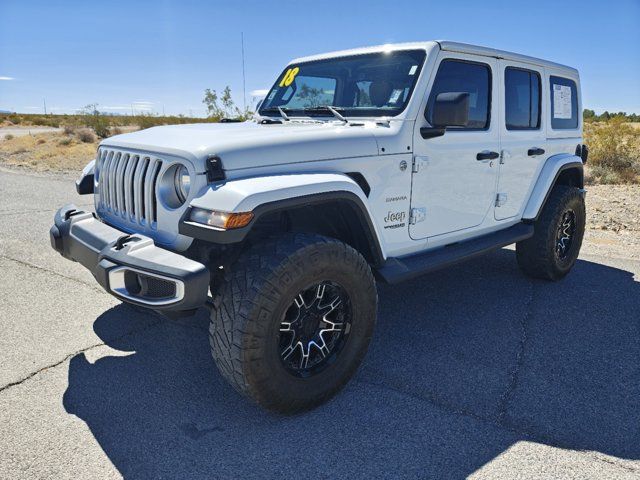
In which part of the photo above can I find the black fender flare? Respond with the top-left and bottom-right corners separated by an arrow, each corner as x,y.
179,191 -> 385,266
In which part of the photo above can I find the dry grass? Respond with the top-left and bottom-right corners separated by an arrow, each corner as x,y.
76,128 -> 97,143
584,119 -> 640,184
0,132 -> 98,172
1,112 -> 217,130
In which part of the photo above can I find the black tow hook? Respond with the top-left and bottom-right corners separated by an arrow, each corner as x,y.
114,234 -> 134,250
64,208 -> 84,221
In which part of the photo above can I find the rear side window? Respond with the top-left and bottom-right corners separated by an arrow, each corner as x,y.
426,59 -> 491,129
550,76 -> 578,129
505,67 -> 541,130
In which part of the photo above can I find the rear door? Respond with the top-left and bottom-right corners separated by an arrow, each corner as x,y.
410,54 -> 500,239
495,60 -> 546,220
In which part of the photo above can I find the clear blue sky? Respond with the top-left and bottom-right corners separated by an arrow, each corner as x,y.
1,0 -> 638,116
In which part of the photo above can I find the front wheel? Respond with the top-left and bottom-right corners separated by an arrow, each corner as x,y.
209,233 -> 377,413
516,185 -> 585,280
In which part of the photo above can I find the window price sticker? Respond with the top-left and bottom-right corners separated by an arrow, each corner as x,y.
553,84 -> 572,119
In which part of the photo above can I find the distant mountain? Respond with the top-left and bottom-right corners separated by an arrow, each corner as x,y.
0,110 -> 15,114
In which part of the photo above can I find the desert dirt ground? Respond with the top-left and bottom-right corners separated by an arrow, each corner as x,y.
0,127 -> 136,172
581,184 -> 640,259
0,140 -> 639,479
0,126 -> 62,139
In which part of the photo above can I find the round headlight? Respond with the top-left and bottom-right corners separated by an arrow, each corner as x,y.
174,165 -> 190,203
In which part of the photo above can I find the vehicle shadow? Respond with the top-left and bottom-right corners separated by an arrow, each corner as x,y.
63,249 -> 640,479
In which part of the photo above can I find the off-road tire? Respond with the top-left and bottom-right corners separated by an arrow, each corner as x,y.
516,185 -> 585,280
209,233 -> 377,413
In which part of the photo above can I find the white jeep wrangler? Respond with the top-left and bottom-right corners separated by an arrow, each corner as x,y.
51,41 -> 587,412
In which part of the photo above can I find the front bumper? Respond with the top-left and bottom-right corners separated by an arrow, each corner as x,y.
50,204 -> 209,315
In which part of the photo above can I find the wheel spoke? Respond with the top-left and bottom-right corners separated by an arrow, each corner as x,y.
299,344 -> 310,369
309,338 -> 330,358
282,341 -> 301,361
320,295 -> 341,316
294,293 -> 306,309
320,321 -> 343,332
279,322 -> 293,333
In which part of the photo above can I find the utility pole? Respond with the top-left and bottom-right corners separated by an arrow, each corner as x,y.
163,105 -> 165,116
43,98 -> 47,115
131,103 -> 134,116
241,32 -> 246,112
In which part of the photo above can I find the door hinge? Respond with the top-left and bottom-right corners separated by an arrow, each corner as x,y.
409,207 -> 426,224
495,193 -> 508,207
412,156 -> 429,173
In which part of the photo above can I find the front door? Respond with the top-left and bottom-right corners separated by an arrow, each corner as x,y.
410,54 -> 499,240
495,60 -> 546,220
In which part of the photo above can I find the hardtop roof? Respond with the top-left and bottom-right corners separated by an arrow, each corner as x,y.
290,40 -> 578,76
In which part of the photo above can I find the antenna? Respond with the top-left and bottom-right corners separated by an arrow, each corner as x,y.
241,32 -> 246,112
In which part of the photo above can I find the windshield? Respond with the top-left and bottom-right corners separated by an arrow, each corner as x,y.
259,49 -> 426,118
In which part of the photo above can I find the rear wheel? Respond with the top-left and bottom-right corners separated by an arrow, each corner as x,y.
209,233 -> 377,413
516,185 -> 585,280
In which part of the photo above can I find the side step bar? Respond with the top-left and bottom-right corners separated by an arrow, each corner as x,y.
376,223 -> 534,284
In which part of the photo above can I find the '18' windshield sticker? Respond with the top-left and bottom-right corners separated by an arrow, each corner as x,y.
279,67 -> 300,87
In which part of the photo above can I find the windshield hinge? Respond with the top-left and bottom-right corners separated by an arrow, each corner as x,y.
412,156 -> 429,173
409,207 -> 426,225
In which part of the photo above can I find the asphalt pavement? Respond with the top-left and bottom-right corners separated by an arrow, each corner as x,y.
1,167 -> 638,479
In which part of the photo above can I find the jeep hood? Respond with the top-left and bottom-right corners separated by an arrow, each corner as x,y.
101,121 -> 382,170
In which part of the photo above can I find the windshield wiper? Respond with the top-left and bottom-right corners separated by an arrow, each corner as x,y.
260,106 -> 291,120
304,105 -> 348,124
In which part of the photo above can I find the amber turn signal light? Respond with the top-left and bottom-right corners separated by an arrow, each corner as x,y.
189,208 -> 254,230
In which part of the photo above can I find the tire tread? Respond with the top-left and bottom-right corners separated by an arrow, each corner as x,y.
516,185 -> 585,280
209,233 -> 377,412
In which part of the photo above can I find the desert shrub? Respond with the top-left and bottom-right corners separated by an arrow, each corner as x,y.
36,138 -> 46,145
63,125 -> 76,135
5,114 -> 20,125
76,128 -> 97,143
92,119 -> 111,138
58,137 -> 73,146
31,116 -> 60,127
110,126 -> 123,136
80,104 -> 111,138
584,118 -> 640,184
4,134 -> 14,140
137,114 -> 162,130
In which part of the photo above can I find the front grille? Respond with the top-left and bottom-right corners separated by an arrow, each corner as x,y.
96,148 -> 163,227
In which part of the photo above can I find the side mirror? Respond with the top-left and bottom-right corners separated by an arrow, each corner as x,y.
432,92 -> 470,128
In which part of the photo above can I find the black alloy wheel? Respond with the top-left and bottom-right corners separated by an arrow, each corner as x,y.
279,282 -> 352,377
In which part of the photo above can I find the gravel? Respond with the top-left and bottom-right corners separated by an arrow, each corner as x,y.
583,184 -> 640,259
